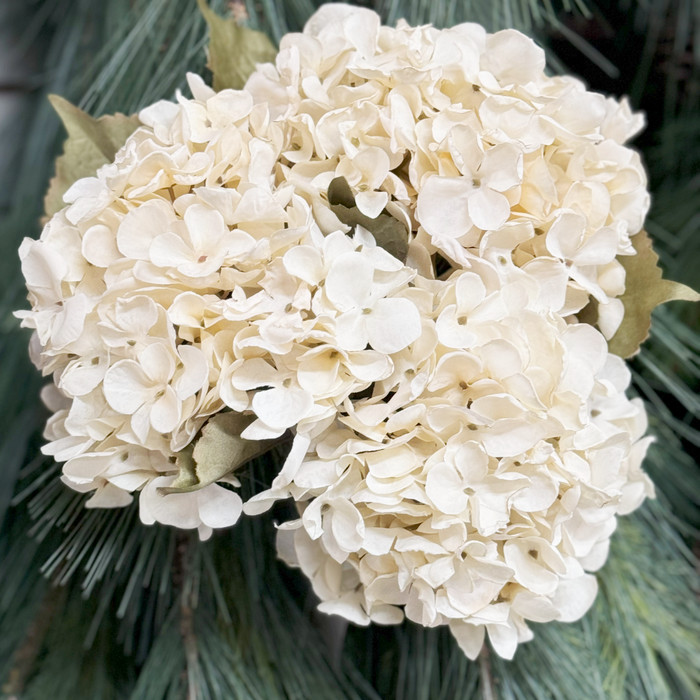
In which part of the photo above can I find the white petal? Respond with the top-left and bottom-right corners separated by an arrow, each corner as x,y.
521,257 -> 568,313
369,605 -> 404,625
297,354 -> 340,396
140,342 -> 175,385
552,574 -> 598,622
142,476 -> 201,529
365,445 -> 418,479
187,72 -> 216,101
197,483 -> 243,528
184,203 -> 227,251
426,462 -> 468,515
417,176 -> 473,238
510,474 -> 559,512
175,345 -> 208,400
449,621 -> 485,660
480,143 -> 523,192
20,240 -> 66,304
483,29 -> 546,85
436,306 -> 478,349
150,386 -> 181,434
330,498 -> 365,553
454,442 -> 489,484
117,200 -> 175,260
467,187 -> 510,231
230,358 -> 280,390
220,372 -> 250,412
149,232 -> 194,268
486,621 -> 519,660
85,483 -> 133,508
511,591 -> 559,623
334,309 -> 369,352
545,211 -> 585,261
283,245 -> 325,285
241,419 -> 285,440
455,272 -> 487,313
355,191 -> 389,219
575,226 -> 619,266
481,420 -> 541,458
365,298 -> 421,354
346,351 -> 393,382
131,403 -> 153,444
317,600 -> 371,626
82,225 -> 120,267
115,295 -> 160,338
504,541 -> 558,595
252,386 -> 313,429
597,298 -> 625,340
60,358 -> 107,397
103,360 -> 152,414
325,252 -> 373,311
362,527 -> 397,556
52,294 -> 90,348
270,432 -> 312,489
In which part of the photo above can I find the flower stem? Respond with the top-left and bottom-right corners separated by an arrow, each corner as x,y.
479,646 -> 497,700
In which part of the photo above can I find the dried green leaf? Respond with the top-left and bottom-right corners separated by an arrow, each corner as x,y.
328,176 -> 409,262
160,412 -> 270,495
608,229 -> 700,358
44,95 -> 140,218
576,297 -> 599,328
327,176 -> 356,209
167,444 -> 199,492
197,0 -> 277,92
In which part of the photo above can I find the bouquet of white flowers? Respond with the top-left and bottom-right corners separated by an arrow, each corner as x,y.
13,0 -> 699,674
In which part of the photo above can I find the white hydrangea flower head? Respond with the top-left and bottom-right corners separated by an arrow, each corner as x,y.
260,255 -> 654,660
247,3 -> 649,340
17,71 -> 424,538
17,2 -> 655,657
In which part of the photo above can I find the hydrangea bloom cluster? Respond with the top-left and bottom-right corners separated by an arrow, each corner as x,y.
19,77 -> 418,539
265,255 -> 654,658
18,4 -> 653,657
248,3 -> 649,339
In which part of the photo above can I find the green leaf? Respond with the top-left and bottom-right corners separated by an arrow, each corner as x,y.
327,176 -> 356,209
327,177 -> 409,262
45,95 -> 141,218
160,412 -> 270,495
197,0 -> 277,92
608,230 -> 700,358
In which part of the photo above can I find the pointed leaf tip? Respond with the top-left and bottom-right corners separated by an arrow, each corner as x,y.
160,412 -> 272,495
45,96 -> 140,218
197,0 -> 277,92
608,229 -> 700,358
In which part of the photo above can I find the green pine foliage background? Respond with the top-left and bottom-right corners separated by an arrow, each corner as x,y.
1,1 -> 700,698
